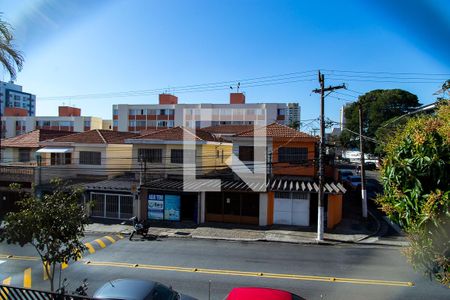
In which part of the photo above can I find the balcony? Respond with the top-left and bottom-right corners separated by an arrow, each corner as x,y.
0,164 -> 36,183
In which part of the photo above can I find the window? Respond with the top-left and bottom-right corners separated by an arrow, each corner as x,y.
113,120 -> 118,127
51,153 -> 71,165
167,109 -> 175,115
129,109 -> 136,116
171,149 -> 195,164
277,108 -> 286,116
113,109 -> 118,115
239,146 -> 254,162
278,147 -> 308,163
138,148 -> 162,163
147,109 -> 157,115
129,120 -> 136,127
136,120 -> 146,127
79,151 -> 101,165
84,120 -> 91,127
18,148 -> 30,162
157,121 -> 167,127
159,109 -> 166,116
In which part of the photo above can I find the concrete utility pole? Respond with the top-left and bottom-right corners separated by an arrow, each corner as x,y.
312,71 -> 345,241
358,103 -> 368,219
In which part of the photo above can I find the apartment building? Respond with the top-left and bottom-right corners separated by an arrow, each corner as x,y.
112,93 -> 292,132
287,103 -> 301,127
1,106 -> 106,138
0,81 -> 36,116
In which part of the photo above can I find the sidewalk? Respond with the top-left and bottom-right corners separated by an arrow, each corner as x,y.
84,220 -> 409,247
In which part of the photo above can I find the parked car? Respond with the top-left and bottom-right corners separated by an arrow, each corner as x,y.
338,169 -> 354,181
93,279 -> 197,300
225,287 -> 305,300
364,162 -> 377,170
345,175 -> 362,190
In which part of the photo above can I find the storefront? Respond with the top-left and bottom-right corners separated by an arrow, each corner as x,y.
205,192 -> 259,225
146,191 -> 199,222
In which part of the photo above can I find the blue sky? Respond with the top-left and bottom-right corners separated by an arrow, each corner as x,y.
2,0 -> 450,132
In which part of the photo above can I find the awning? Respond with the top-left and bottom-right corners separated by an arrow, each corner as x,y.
36,147 -> 73,153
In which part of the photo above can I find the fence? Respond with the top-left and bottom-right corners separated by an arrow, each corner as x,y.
0,284 -> 92,300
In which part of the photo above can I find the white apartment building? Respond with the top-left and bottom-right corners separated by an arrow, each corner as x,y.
113,93 -> 290,132
0,81 -> 36,116
287,103 -> 301,127
1,106 -> 105,138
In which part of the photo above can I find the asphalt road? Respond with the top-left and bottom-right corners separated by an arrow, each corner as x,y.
1,233 -> 449,300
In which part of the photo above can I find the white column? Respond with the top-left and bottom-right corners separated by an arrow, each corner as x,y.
259,193 -> 268,226
200,192 -> 206,223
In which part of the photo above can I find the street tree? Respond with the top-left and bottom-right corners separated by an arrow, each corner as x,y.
0,13 -> 24,80
340,89 -> 421,154
0,179 -> 89,291
376,101 -> 449,285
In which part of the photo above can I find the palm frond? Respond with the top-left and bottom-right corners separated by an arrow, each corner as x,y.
0,14 -> 23,80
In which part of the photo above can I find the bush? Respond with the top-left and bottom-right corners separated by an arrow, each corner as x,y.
376,101 -> 450,285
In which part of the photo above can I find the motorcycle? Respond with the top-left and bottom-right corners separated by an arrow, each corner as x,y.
129,216 -> 150,240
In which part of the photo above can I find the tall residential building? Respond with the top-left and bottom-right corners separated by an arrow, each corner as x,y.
286,103 -> 301,127
113,93 -> 290,132
340,104 -> 350,130
0,106 -> 105,138
0,81 -> 36,116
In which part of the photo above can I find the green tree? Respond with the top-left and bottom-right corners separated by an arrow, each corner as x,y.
0,179 -> 89,291
0,13 -> 24,79
341,89 -> 421,153
376,101 -> 449,285
288,120 -> 300,130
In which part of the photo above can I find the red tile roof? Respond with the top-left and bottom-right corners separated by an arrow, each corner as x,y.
201,125 -> 255,135
1,129 -> 74,148
130,127 -> 225,142
44,130 -> 139,144
234,123 -> 317,140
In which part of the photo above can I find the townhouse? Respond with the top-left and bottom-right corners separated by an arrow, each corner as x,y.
0,129 -> 73,215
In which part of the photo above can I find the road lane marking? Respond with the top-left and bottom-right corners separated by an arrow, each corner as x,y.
0,260 -> 5,264
0,254 -> 38,261
23,268 -> 31,288
84,260 -> 414,288
105,236 -> 116,243
94,239 -> 106,248
84,243 -> 95,254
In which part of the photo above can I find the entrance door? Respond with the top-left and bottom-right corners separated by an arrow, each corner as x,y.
223,192 -> 241,223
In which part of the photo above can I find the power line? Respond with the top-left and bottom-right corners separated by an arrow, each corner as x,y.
322,69 -> 450,76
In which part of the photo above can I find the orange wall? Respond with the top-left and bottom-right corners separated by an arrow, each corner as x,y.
4,107 -> 28,116
230,93 -> 245,104
267,192 -> 274,225
327,194 -> 343,229
59,106 -> 81,117
159,94 -> 178,104
272,139 -> 317,177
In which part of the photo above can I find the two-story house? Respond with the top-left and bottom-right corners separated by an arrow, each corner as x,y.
0,129 -> 73,216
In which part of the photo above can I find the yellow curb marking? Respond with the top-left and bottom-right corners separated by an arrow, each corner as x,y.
23,268 -> 32,288
85,261 -> 415,288
61,262 -> 69,270
1,276 -> 11,299
116,234 -> 124,239
84,243 -> 95,254
43,262 -> 50,280
95,239 -> 106,248
105,236 -> 116,243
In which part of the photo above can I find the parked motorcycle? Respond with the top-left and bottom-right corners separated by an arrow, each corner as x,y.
129,216 -> 150,240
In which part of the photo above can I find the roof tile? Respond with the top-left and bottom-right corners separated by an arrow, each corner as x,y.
1,129 -> 74,148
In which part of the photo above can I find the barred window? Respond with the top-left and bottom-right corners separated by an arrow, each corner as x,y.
79,151 -> 101,165
239,146 -> 254,162
170,149 -> 195,164
278,147 -> 308,163
138,148 -> 162,163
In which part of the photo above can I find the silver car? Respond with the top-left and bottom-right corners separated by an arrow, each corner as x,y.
93,279 -> 197,300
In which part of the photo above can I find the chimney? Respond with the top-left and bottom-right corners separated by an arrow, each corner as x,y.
159,94 -> 178,104
230,93 -> 245,104
4,107 -> 28,117
59,106 -> 81,117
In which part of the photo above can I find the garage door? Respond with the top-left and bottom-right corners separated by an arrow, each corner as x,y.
274,192 -> 310,226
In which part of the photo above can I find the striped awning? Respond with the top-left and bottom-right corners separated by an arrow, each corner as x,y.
144,178 -> 346,194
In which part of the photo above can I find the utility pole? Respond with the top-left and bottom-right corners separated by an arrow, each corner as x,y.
312,71 -> 345,241
358,103 -> 368,219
